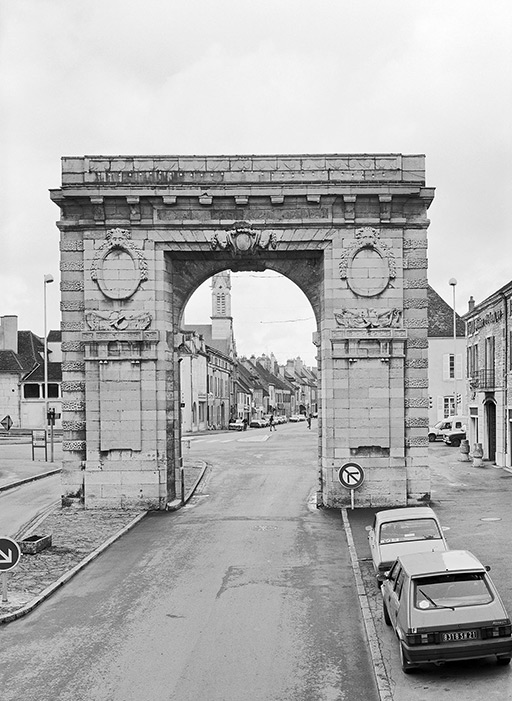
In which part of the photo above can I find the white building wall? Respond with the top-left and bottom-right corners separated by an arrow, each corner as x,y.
428,336 -> 467,425
0,374 -> 20,428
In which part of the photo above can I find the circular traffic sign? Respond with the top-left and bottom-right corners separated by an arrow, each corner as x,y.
0,537 -> 21,572
338,462 -> 365,490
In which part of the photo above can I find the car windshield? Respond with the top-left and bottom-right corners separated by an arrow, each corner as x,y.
413,573 -> 493,609
379,518 -> 442,544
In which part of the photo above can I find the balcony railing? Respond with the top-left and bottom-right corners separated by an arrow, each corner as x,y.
469,368 -> 497,390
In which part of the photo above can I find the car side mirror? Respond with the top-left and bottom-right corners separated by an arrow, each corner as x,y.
365,525 -> 372,532
485,565 -> 491,572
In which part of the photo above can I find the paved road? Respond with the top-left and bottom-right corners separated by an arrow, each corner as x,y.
0,423 -> 378,701
0,439 -> 62,538
0,474 -> 61,538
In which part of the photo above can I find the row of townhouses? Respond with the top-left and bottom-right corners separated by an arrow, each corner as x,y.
178,272 -> 318,431
7,272 -> 502,446
0,272 -> 318,433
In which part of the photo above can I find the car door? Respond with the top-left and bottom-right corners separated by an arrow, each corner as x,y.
367,517 -> 379,573
386,563 -> 406,629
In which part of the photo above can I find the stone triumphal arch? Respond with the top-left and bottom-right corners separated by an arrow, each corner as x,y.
51,154 -> 434,510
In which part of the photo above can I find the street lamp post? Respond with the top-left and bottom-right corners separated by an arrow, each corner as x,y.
44,274 -> 54,461
449,278 -> 457,415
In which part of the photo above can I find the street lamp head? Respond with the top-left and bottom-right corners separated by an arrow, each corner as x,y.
44,274 -> 54,284
449,278 -> 457,287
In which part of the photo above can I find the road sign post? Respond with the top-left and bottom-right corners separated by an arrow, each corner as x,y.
32,429 -> 47,461
0,415 -> 13,431
338,462 -> 365,510
0,537 -> 21,603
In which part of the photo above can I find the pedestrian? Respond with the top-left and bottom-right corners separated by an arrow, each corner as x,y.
243,417 -> 248,431
269,414 -> 276,431
307,414 -> 312,429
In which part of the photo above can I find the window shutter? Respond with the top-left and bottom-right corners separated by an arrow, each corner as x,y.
442,354 -> 450,381
455,354 -> 463,380
437,396 -> 444,420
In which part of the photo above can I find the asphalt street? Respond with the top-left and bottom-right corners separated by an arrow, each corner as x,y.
2,428 -> 512,700
0,423 -> 379,701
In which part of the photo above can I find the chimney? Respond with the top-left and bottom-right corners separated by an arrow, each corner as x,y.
468,296 -> 475,313
0,315 -> 18,353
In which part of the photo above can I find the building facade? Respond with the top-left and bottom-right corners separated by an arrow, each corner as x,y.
427,286 -> 466,424
0,316 -> 62,430
464,287 -> 511,465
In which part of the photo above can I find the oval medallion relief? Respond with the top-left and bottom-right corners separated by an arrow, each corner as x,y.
347,246 -> 390,297
97,247 -> 140,300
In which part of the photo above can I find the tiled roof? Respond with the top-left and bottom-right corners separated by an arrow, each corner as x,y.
428,286 -> 465,337
0,350 -> 24,374
182,324 -> 232,359
23,361 -> 62,382
47,330 -> 62,342
0,330 -> 62,381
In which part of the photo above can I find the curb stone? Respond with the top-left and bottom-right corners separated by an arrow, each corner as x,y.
0,460 -> 209,625
0,512 -> 147,625
0,468 -> 62,493
341,508 -> 394,701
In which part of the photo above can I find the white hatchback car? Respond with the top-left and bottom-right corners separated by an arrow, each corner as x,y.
367,507 -> 449,585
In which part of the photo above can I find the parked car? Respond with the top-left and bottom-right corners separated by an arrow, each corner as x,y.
381,550 -> 512,673
443,429 -> 466,447
249,418 -> 267,428
428,416 -> 468,442
289,414 -> 306,422
228,419 -> 244,431
367,507 -> 448,585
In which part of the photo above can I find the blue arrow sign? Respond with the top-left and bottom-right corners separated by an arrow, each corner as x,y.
0,537 -> 21,571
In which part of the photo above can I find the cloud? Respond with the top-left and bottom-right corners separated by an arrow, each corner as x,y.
0,0 -> 511,341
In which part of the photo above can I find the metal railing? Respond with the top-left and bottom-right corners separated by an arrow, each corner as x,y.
468,368 -> 497,390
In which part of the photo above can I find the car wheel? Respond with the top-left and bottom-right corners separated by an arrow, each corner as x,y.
399,642 -> 416,674
452,439 -> 461,447
497,656 -> 511,666
383,602 -> 391,627
428,433 -> 436,442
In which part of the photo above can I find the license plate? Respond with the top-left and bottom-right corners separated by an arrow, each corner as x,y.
442,630 -> 479,642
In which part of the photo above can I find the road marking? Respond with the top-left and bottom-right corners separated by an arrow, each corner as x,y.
237,435 -> 270,442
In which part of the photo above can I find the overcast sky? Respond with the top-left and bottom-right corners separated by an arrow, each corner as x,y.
1,1 -> 511,367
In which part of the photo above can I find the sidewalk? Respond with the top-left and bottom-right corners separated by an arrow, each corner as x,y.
0,457 -> 208,624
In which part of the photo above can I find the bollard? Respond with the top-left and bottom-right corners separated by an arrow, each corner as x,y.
458,439 -> 471,462
472,443 -> 484,468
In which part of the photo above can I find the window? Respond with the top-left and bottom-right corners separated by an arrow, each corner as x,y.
395,569 -> 406,600
443,353 -> 463,381
379,519 -> 442,545
23,384 -> 40,399
485,336 -> 495,372
414,573 -> 493,609
444,396 -> 455,417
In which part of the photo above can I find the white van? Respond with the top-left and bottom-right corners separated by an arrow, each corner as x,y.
428,415 -> 468,442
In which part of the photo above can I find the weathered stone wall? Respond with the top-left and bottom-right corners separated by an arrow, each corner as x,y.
51,153 -> 434,509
